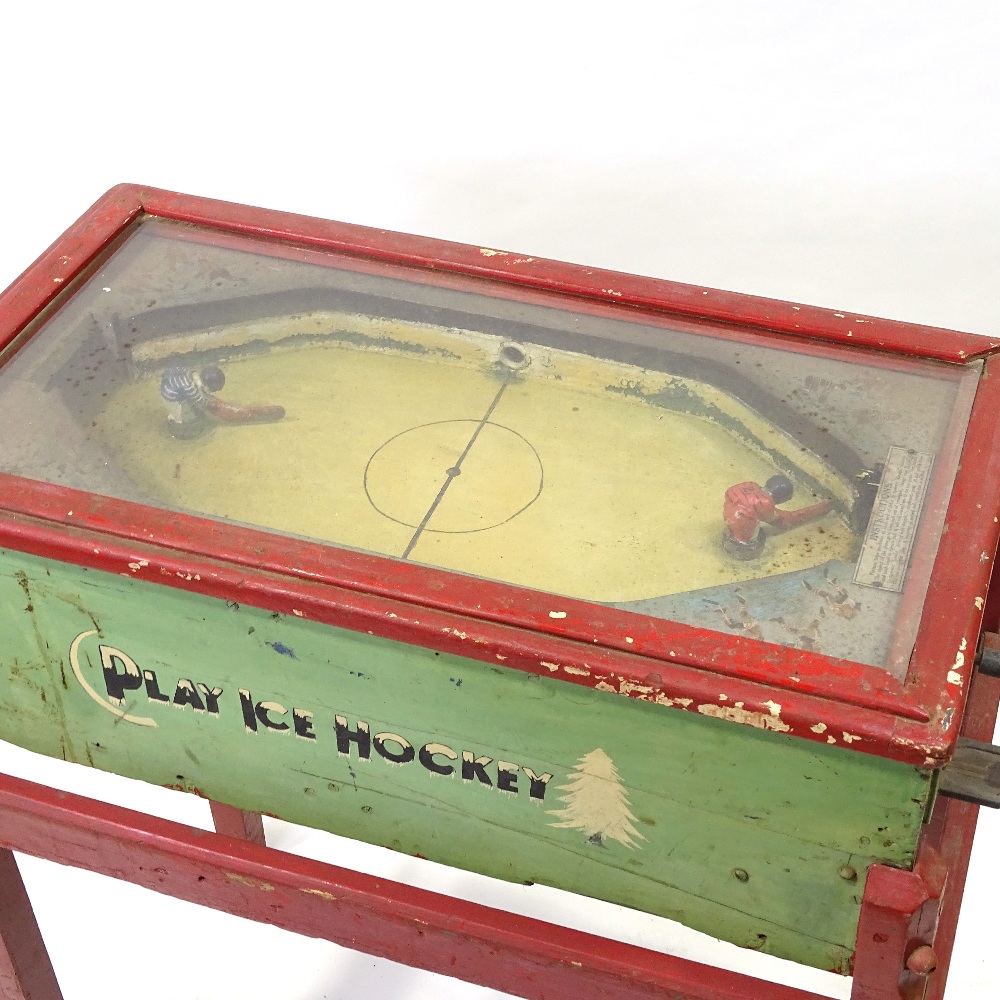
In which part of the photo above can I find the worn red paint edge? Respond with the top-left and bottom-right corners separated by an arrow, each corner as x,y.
896,362 -> 1000,762
0,770 -> 831,1000
140,209 -> 986,384
0,473 -> 926,723
133,185 -> 998,361
0,507 -> 942,766
4,182 -> 994,363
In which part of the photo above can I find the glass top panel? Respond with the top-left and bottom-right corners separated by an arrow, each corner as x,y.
0,217 -> 982,679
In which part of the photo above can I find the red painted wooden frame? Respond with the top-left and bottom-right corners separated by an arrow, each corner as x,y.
1,185 -> 999,768
1,662 -> 995,1000
3,185 -> 1000,1000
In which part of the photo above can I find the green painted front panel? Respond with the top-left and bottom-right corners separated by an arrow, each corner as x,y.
0,548 -> 930,972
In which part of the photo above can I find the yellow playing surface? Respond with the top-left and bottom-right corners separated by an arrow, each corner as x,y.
98,319 -> 856,602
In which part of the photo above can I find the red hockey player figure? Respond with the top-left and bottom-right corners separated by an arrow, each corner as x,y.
160,365 -> 285,439
722,475 -> 832,560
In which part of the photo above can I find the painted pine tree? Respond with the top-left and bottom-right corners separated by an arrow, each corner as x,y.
548,748 -> 645,848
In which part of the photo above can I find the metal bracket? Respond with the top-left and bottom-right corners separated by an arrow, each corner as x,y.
976,631 -> 1000,677
938,738 -> 1000,807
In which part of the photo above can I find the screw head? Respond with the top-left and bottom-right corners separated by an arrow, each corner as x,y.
733,868 -> 750,882
838,865 -> 858,882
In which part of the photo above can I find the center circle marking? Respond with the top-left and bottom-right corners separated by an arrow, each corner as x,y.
364,420 -> 543,533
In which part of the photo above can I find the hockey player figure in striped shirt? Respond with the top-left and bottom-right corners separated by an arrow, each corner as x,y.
160,364 -> 285,439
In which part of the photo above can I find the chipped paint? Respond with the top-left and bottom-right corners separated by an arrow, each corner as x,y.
941,707 -> 955,730
948,638 -> 967,686
300,887 -> 338,901
763,700 -> 782,718
696,701 -> 791,734
625,636 -> 634,644
976,596 -> 985,610
127,559 -> 149,572
549,611 -> 567,619
842,733 -> 861,744
654,694 -> 693,708
890,735 -> 939,756
811,723 -> 828,734
541,661 -> 560,672
827,736 -> 837,744
225,872 -> 275,891
478,248 -> 508,257
292,609 -> 304,617
616,679 -> 654,697
495,654 -> 506,661
601,288 -> 623,297
563,666 -> 591,677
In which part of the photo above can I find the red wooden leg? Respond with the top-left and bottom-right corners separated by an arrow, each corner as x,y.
850,671 -> 1000,1000
0,849 -> 63,1000
209,800 -> 266,845
850,849 -> 947,1000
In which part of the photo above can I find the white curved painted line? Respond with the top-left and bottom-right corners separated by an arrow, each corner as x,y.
69,629 -> 158,728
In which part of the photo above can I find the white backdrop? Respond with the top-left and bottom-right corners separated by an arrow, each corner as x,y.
0,3 -> 997,998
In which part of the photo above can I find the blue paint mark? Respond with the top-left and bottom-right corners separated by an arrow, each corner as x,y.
266,641 -> 297,659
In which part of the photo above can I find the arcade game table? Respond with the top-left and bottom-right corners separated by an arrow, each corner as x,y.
1,185 -> 999,999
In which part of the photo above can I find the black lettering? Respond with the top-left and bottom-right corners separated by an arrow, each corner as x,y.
522,767 -> 553,800
461,751 -> 493,786
293,708 -> 315,740
99,645 -> 142,703
143,669 -> 170,704
255,700 -> 289,731
335,716 -> 371,759
196,683 -> 224,714
497,761 -> 519,794
173,679 -> 206,712
239,689 -> 257,732
374,732 -> 415,764
418,742 -> 457,776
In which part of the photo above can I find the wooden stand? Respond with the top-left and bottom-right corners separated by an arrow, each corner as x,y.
1,670 -> 996,1000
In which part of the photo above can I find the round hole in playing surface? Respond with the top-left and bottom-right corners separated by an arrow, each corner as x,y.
498,343 -> 530,370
